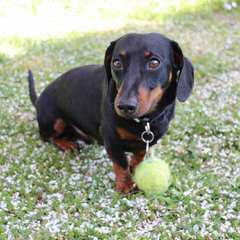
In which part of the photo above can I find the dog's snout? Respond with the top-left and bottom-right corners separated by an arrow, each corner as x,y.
118,104 -> 136,114
118,98 -> 137,115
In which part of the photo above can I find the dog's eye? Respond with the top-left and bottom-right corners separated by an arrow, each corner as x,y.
148,58 -> 160,70
112,59 -> 122,70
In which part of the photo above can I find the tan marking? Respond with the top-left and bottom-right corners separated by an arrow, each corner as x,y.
116,127 -> 138,140
113,162 -> 134,193
52,138 -> 77,151
137,85 -> 164,116
169,70 -> 172,81
130,150 -> 146,173
114,84 -> 125,116
53,119 -> 65,135
144,51 -> 152,58
119,50 -> 127,57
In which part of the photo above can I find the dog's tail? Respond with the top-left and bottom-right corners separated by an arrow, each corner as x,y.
27,70 -> 38,108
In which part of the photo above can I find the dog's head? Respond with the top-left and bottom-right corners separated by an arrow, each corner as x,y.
104,33 -> 194,119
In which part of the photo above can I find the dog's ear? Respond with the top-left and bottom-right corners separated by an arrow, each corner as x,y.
104,40 -> 117,83
171,41 -> 194,102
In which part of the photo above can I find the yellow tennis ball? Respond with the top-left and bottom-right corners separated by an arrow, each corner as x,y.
133,157 -> 171,195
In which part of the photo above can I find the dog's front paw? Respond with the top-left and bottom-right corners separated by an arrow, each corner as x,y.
112,161 -> 138,194
115,178 -> 134,194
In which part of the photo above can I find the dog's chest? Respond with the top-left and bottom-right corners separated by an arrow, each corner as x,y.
115,124 -> 165,152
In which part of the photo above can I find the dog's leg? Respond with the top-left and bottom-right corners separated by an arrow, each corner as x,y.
50,119 -> 77,151
129,150 -> 146,174
52,138 -> 77,151
107,150 -> 135,193
113,162 -> 134,193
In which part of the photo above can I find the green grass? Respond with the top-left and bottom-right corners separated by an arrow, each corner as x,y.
0,1 -> 240,239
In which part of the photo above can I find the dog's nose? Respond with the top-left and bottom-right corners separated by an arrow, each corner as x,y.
118,104 -> 136,114
118,99 -> 137,115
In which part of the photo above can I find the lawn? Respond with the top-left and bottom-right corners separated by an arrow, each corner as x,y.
0,1 -> 240,239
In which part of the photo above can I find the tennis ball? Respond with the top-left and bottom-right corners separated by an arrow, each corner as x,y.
133,157 -> 171,195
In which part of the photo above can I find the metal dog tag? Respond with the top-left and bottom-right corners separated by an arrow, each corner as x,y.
141,122 -> 154,152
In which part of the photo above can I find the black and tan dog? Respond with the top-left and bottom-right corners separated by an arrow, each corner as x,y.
28,33 -> 194,193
